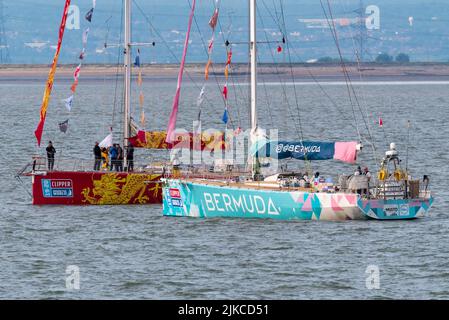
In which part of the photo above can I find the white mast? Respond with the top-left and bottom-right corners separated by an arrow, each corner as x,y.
123,0 -> 131,169
249,0 -> 257,133
249,0 -> 259,178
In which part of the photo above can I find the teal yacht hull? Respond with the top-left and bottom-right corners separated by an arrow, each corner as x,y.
162,179 -> 433,221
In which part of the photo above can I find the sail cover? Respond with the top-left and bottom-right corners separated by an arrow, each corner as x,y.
253,141 -> 358,164
129,130 -> 227,151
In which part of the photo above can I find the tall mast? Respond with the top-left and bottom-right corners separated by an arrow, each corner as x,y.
249,0 -> 259,178
123,0 -> 131,169
249,0 -> 257,133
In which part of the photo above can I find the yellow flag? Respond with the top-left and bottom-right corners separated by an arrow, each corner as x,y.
137,71 -> 143,86
224,65 -> 229,80
139,92 -> 144,106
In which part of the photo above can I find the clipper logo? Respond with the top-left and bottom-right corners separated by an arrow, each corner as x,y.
42,179 -> 73,198
169,188 -> 183,207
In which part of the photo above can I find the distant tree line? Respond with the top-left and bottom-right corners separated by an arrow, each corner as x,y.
315,53 -> 411,64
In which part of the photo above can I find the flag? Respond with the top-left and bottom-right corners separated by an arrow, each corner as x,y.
139,92 -> 144,106
222,85 -> 228,100
140,110 -> 145,128
205,60 -> 211,80
79,48 -> 85,60
208,38 -> 214,54
134,49 -> 141,67
137,71 -> 143,86
34,0 -> 71,147
64,95 -> 73,111
166,0 -> 196,144
224,65 -> 229,80
70,79 -> 79,93
82,28 -> 89,46
99,133 -> 113,148
59,119 -> 69,133
209,9 -> 219,29
222,109 -> 228,124
73,64 -> 81,81
85,8 -> 94,22
226,50 -> 232,65
277,45 -> 283,53
196,86 -> 205,107
379,117 -> 383,127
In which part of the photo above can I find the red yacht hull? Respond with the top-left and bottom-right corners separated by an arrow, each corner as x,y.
32,171 -> 163,205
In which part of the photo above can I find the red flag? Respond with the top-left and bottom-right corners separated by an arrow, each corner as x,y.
208,9 -> 219,29
277,45 -> 283,53
222,85 -> 228,100
34,0 -> 71,146
379,117 -> 383,127
73,64 -> 81,81
226,49 -> 233,65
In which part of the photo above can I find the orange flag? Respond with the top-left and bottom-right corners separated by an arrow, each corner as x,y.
205,60 -> 212,80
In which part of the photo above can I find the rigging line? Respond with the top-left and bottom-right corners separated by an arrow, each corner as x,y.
330,2 -> 374,144
111,0 -> 124,134
319,0 -> 361,141
256,3 -> 302,141
288,45 -> 359,135
263,0 -> 355,139
187,0 -> 235,129
256,49 -> 275,129
214,0 -> 246,129
279,0 -> 305,141
217,0 -> 252,127
325,0 -> 374,146
340,0 -> 379,163
133,0 -> 217,112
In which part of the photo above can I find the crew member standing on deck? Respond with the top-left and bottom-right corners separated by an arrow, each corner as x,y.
109,144 -> 118,171
46,141 -> 56,171
117,144 -> 124,172
127,142 -> 134,172
93,141 -> 101,171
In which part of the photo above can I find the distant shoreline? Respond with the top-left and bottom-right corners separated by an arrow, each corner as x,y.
2,63 -> 449,82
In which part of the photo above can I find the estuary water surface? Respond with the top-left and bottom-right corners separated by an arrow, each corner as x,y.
0,77 -> 448,299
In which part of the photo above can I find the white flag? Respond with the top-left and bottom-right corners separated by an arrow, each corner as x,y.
82,28 -> 90,46
93,0 -> 97,9
64,95 -> 74,111
196,85 -> 205,107
99,133 -> 113,148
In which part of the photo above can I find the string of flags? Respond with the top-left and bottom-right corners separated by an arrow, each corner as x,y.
60,0 -> 97,133
222,46 -> 232,125
197,1 -> 220,123
135,48 -> 146,128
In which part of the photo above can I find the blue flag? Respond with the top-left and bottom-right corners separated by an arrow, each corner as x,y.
222,109 -> 228,124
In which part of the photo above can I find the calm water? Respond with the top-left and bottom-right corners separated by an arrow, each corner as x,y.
0,77 -> 448,299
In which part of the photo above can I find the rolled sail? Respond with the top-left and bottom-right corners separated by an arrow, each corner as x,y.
253,141 -> 359,164
128,130 -> 228,151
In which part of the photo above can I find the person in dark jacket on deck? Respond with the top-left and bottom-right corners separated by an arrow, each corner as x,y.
109,144 -> 118,171
127,142 -> 134,172
46,141 -> 56,171
116,144 -> 124,172
93,141 -> 101,171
